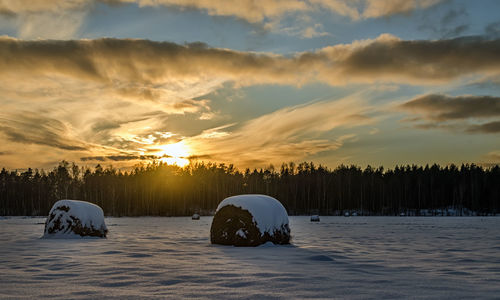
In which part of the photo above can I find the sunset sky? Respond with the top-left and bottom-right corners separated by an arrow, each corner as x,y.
1,0 -> 500,170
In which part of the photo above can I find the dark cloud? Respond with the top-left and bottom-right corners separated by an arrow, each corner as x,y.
335,35 -> 500,84
91,120 -> 121,133
0,7 -> 15,17
400,94 -> 500,134
3,35 -> 500,89
0,37 -> 291,86
187,154 -> 215,160
441,24 -> 469,39
466,121 -> 500,134
0,113 -> 87,150
425,7 -> 469,39
485,21 -> 500,38
418,6 -> 470,39
80,154 -> 172,162
80,156 -> 106,162
400,94 -> 500,120
441,7 -> 466,25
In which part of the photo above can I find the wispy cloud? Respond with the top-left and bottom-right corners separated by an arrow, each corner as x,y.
0,112 -> 88,151
0,0 -> 90,39
186,95 -> 374,168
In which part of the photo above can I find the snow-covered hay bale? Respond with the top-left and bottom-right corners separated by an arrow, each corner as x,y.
43,200 -> 108,238
310,215 -> 320,222
210,194 -> 290,246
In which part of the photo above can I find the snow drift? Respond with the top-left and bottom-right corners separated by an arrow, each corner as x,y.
43,200 -> 108,238
210,194 -> 290,246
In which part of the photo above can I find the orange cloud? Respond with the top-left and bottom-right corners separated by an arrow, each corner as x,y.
0,0 -> 445,39
362,0 -> 442,19
0,0 -> 444,22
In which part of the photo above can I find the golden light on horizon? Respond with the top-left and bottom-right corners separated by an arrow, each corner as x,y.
157,141 -> 191,167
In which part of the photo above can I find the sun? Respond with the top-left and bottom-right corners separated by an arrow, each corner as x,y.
157,141 -> 191,167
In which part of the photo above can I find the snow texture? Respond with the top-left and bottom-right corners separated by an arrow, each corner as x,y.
1,216 -> 499,299
44,200 -> 107,238
215,194 -> 289,235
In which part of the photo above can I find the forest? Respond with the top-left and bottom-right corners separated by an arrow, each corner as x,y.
0,161 -> 499,216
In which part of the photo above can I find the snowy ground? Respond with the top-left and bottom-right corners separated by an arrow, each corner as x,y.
1,216 -> 499,299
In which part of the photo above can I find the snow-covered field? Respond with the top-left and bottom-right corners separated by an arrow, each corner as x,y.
1,216 -> 499,299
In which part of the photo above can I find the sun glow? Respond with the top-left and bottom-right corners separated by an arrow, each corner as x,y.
157,141 -> 191,167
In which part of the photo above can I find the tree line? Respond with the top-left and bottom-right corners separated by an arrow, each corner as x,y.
0,161 -> 498,216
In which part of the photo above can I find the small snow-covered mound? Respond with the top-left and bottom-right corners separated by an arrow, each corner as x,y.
43,200 -> 108,238
210,194 -> 290,246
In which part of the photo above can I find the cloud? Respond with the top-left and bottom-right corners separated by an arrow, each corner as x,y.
3,35 -> 500,91
0,0 -> 90,39
479,150 -> 500,167
419,6 -> 470,39
3,33 -> 500,168
319,34 -> 500,85
483,150 -> 500,162
269,18 -> 332,39
186,95 -> 374,168
127,0 -> 445,21
0,0 -> 446,40
399,94 -> 500,134
0,38 -> 219,123
307,0 -> 360,20
485,21 -> 500,40
91,119 -> 122,133
466,121 -> 500,134
0,112 -> 89,151
0,0 -> 444,24
400,94 -> 500,120
361,0 -> 443,19
80,154 -> 168,162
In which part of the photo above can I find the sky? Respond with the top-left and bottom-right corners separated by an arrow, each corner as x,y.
1,0 -> 500,170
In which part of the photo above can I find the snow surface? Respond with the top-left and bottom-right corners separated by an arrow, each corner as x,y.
44,200 -> 107,238
216,194 -> 289,234
1,216 -> 499,299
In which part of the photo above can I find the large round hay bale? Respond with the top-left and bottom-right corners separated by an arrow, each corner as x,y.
210,194 -> 290,246
43,200 -> 108,238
